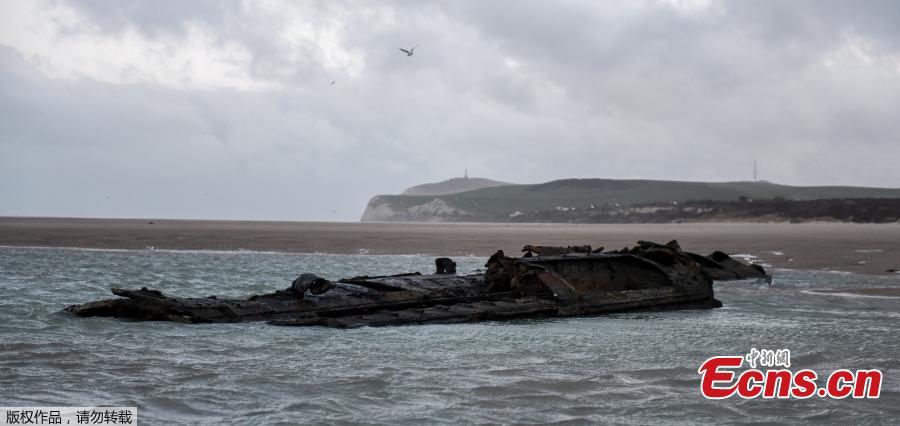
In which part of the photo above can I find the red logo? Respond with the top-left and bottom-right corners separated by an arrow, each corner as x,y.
698,349 -> 882,399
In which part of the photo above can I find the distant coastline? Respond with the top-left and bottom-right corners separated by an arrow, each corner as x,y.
361,177 -> 900,223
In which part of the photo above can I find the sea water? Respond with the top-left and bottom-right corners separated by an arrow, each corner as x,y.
1,246 -> 898,424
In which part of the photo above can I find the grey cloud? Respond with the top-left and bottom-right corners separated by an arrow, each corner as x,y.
70,0 -> 241,36
1,1 -> 899,221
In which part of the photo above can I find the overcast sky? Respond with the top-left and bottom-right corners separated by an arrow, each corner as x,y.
2,0 -> 899,221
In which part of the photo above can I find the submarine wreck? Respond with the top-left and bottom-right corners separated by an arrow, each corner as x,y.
65,240 -> 767,328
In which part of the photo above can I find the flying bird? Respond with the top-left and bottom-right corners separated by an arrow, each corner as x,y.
330,81 -> 335,85
399,45 -> 417,56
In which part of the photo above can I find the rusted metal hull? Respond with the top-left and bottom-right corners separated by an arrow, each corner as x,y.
65,241 -> 765,328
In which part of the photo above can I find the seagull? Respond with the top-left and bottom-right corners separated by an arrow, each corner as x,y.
399,45 -> 417,56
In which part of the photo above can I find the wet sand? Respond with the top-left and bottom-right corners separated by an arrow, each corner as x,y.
2,217 -> 900,275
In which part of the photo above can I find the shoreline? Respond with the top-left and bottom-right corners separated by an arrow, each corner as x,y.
5,243 -> 899,280
2,217 -> 899,276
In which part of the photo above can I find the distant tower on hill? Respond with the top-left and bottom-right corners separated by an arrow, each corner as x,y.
464,168 -> 468,179
754,160 -> 758,181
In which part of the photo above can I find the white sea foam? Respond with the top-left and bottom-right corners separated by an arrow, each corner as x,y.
0,244 -> 442,258
820,269 -> 854,275
731,253 -> 758,260
802,290 -> 900,300
0,244 -> 135,253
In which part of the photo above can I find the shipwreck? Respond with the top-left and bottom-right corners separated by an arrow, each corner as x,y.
65,240 -> 767,328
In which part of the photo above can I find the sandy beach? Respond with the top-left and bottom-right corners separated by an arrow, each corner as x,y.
2,217 -> 899,275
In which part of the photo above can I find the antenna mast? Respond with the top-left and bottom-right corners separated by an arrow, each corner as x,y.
754,160 -> 757,181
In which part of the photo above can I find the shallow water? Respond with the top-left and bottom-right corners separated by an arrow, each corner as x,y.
1,246 -> 898,425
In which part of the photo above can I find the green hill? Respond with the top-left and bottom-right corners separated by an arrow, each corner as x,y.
360,178 -> 900,222
401,177 -> 513,196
